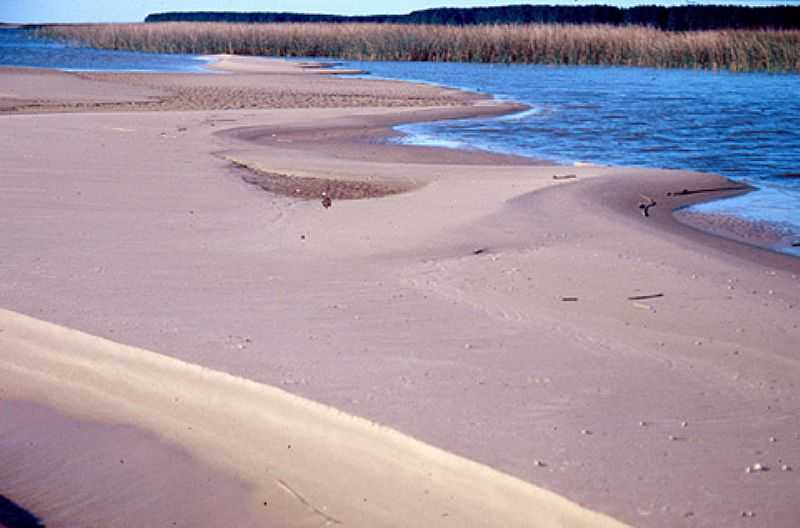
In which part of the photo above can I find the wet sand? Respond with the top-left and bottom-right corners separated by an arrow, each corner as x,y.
0,55 -> 475,114
1,55 -> 798,527
675,209 -> 800,255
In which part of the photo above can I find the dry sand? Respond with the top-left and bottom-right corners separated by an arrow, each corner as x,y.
1,55 -> 798,527
0,309 -> 621,528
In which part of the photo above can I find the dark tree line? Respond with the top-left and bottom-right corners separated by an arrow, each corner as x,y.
145,4 -> 800,31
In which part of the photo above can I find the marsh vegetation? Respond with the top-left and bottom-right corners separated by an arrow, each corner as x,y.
38,22 -> 800,73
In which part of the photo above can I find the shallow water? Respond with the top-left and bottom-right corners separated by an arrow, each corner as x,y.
0,28 -> 210,72
338,60 -> 800,255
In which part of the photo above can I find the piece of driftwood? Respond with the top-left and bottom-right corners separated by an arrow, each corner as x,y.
552,174 -> 577,180
298,62 -> 343,69
639,194 -> 657,217
472,248 -> 486,255
666,185 -> 748,197
561,296 -> 579,302
627,293 -> 664,301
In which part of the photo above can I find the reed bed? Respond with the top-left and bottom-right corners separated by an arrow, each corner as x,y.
38,22 -> 800,73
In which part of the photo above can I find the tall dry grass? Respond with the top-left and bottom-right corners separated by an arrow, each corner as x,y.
38,22 -> 800,73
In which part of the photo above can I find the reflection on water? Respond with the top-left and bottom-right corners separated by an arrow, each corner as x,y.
0,28 -> 210,72
340,60 -> 800,253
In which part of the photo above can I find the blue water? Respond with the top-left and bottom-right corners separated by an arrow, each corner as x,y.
338,60 -> 800,253
0,28 -> 210,72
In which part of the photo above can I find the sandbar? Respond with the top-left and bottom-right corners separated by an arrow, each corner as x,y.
1,55 -> 798,527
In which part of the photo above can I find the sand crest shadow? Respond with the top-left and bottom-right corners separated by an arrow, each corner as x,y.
0,495 -> 44,528
229,159 -> 417,200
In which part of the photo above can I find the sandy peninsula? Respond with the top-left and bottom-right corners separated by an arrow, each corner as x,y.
1,55 -> 798,528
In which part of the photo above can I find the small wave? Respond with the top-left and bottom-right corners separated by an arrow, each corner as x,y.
498,106 -> 545,121
395,133 -> 473,151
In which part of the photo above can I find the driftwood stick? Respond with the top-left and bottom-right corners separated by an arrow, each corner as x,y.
627,293 -> 664,301
552,174 -> 577,180
666,185 -> 749,197
639,194 -> 657,217
560,296 -> 579,302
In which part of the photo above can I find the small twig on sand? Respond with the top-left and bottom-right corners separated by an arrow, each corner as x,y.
552,174 -> 577,180
666,185 -> 748,197
561,296 -> 579,302
627,293 -> 664,301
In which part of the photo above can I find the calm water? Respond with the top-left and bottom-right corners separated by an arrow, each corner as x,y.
0,28 -> 210,72
338,60 -> 800,253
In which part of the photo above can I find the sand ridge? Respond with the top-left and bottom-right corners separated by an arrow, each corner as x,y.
0,308 -> 626,528
1,400 -> 269,528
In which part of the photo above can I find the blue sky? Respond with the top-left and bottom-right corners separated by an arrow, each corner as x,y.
1,0 -> 797,23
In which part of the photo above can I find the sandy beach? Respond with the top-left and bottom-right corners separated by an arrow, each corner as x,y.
1,55 -> 798,527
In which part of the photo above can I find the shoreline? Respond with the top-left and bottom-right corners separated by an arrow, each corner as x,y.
299,58 -> 800,259
416,137 -> 800,260
214,82 -> 799,268
2,55 -> 799,527
2,47 -> 797,257
674,206 -> 800,258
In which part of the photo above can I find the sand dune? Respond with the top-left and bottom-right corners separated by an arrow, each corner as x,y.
0,308 -> 623,528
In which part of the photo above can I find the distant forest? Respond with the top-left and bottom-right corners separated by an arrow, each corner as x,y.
145,4 -> 800,31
